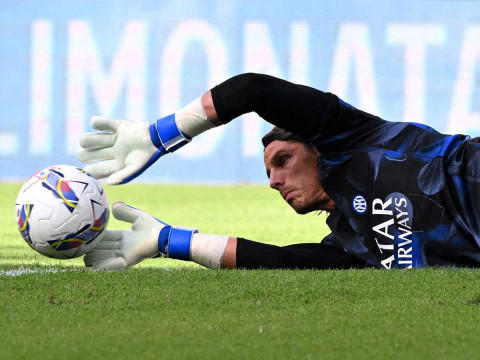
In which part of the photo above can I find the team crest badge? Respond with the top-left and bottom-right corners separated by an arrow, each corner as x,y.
352,195 -> 367,214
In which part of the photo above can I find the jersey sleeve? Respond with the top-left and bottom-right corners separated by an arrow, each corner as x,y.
210,73 -> 387,152
235,236 -> 369,269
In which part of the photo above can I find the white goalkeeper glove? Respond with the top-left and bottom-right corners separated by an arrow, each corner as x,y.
78,114 -> 190,185
84,201 -> 197,271
78,97 -> 213,185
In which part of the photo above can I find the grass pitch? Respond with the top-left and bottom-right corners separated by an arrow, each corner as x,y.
1,183 -> 480,359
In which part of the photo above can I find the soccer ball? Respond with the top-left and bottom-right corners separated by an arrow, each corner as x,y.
15,165 -> 109,259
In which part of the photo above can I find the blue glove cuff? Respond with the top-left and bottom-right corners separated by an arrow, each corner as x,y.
157,225 -> 198,261
158,225 -> 171,255
168,227 -> 198,261
149,114 -> 191,152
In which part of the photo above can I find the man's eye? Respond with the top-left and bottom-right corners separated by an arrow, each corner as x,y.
278,156 -> 289,166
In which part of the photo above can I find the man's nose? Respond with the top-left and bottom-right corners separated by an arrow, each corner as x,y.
269,169 -> 283,190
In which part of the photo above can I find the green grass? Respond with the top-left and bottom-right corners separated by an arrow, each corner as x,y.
1,184 -> 480,359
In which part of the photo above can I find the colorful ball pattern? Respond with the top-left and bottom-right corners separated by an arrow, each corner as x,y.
15,165 -> 109,259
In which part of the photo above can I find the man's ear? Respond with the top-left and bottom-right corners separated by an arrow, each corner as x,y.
309,144 -> 320,156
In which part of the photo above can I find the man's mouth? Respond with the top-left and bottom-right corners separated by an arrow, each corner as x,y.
282,189 -> 294,202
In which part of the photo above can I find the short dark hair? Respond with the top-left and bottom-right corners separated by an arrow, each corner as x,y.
261,126 -> 308,149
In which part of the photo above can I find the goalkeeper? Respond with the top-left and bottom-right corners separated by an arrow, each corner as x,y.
79,73 -> 480,270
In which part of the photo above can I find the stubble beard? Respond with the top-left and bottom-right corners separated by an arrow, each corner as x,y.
291,196 -> 332,214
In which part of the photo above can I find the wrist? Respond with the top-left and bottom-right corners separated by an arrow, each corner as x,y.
190,234 -> 230,269
175,97 -> 216,137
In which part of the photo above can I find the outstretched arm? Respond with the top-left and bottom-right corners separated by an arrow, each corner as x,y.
84,202 -> 367,270
78,73 -> 340,184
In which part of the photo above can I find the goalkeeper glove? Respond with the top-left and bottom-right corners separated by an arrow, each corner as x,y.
78,114 -> 191,185
84,201 -> 197,270
78,97 -> 214,184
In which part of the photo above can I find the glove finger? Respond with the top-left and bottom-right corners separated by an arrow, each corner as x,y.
84,159 -> 122,179
90,116 -> 123,132
78,147 -> 115,163
79,132 -> 116,150
89,230 -> 123,251
99,229 -> 124,242
92,257 -> 128,271
106,164 -> 142,185
85,250 -> 118,263
111,201 -> 143,224
93,240 -> 121,251
84,250 -> 115,267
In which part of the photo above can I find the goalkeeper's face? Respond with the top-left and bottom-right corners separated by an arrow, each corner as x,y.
264,140 -> 335,214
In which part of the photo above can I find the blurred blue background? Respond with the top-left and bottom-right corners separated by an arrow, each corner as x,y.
1,0 -> 479,183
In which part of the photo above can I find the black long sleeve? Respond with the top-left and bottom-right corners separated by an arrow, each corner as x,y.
210,73 -> 340,140
236,238 -> 369,270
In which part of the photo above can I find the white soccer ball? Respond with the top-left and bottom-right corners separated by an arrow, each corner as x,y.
15,165 -> 109,259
